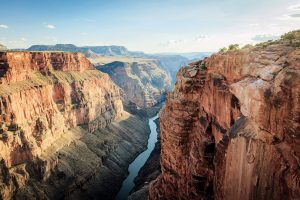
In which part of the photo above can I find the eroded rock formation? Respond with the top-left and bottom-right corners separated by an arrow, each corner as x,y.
98,60 -> 171,108
149,43 -> 300,200
0,51 -> 149,199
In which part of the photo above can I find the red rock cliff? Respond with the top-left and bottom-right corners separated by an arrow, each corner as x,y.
0,51 -> 93,84
0,51 -> 123,169
149,43 -> 300,200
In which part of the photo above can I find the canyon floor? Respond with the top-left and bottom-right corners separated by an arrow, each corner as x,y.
13,112 -> 150,200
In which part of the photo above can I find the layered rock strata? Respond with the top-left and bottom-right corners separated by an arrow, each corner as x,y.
97,60 -> 171,108
149,43 -> 300,200
0,51 -> 148,199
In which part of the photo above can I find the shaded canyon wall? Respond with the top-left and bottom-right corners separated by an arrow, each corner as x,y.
149,43 -> 300,200
0,51 -> 149,199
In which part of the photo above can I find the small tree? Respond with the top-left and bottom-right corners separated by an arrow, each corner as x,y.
228,44 -> 239,51
281,30 -> 300,46
218,47 -> 227,53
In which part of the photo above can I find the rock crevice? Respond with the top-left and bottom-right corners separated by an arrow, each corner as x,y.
149,44 -> 300,200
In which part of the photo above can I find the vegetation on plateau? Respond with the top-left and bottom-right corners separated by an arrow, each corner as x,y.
218,29 -> 300,53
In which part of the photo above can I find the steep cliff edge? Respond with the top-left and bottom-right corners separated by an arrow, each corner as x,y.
97,60 -> 171,109
149,42 -> 300,199
0,51 -> 149,199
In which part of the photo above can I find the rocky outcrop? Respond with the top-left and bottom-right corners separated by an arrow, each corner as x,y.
0,51 -> 149,199
149,42 -> 300,199
97,60 -> 171,108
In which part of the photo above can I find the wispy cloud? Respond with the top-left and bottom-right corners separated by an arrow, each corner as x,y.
160,35 -> 211,47
193,35 -> 210,42
278,3 -> 300,21
288,4 -> 300,11
21,37 -> 27,41
251,34 -> 280,42
0,24 -> 8,29
289,13 -> 300,18
46,24 -> 56,29
278,14 -> 300,20
159,39 -> 187,47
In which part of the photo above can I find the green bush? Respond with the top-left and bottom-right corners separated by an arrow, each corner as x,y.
281,29 -> 300,47
200,63 -> 207,70
228,44 -> 239,50
218,47 -> 227,53
242,44 -> 254,49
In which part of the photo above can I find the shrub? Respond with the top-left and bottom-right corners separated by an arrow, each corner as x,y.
242,44 -> 254,49
281,30 -> 300,47
256,40 -> 277,48
218,47 -> 227,53
228,44 -> 239,51
200,63 -> 207,70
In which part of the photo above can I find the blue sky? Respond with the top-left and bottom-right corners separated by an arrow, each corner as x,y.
0,0 -> 300,53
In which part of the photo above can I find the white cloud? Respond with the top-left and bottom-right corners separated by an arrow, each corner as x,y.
279,3 -> 300,21
194,35 -> 210,42
160,35 -> 211,47
46,24 -> 56,29
81,32 -> 88,35
288,4 -> 300,11
160,39 -> 187,47
0,24 -> 8,29
278,14 -> 300,20
251,34 -> 280,42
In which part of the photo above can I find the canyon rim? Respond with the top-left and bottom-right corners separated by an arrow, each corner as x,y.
1,1 -> 300,200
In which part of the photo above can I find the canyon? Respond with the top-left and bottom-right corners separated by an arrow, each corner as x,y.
0,32 -> 299,200
149,41 -> 300,199
97,60 -> 171,109
0,51 -> 150,199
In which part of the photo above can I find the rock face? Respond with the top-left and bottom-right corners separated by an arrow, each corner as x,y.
98,60 -> 171,108
149,43 -> 300,200
0,51 -> 149,199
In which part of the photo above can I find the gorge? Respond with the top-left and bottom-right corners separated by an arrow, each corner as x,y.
0,29 -> 299,200
149,37 -> 300,199
0,51 -> 151,199
116,115 -> 158,200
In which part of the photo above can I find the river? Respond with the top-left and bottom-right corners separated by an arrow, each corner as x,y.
115,115 -> 158,200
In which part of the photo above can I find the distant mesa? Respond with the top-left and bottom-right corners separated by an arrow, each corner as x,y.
27,44 -> 144,57
97,59 -> 172,109
26,43 -> 211,84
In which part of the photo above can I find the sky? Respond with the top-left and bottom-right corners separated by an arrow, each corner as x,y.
0,0 -> 300,53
